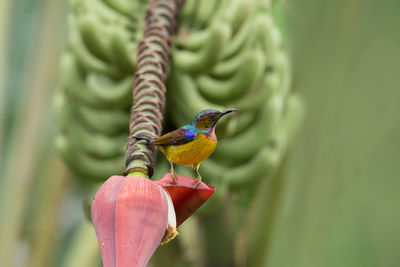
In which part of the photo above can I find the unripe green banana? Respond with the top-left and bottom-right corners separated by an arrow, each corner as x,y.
179,0 -> 197,21
72,0 -> 131,25
220,13 -> 254,60
168,71 -> 223,123
78,13 -> 112,63
227,146 -> 281,191
225,110 -> 258,138
270,50 -> 292,95
103,0 -> 140,16
210,47 -> 252,79
200,146 -> 281,191
109,28 -> 138,73
56,135 -> 125,181
219,95 -> 303,191
172,21 -> 231,74
69,17 -> 119,77
175,27 -> 214,52
84,73 -> 132,108
232,73 -> 279,112
60,53 -> 132,109
195,0 -> 220,26
221,0 -> 250,33
57,91 -> 125,160
77,105 -> 129,136
213,96 -> 284,162
196,48 -> 265,103
254,15 -> 282,57
66,118 -> 126,159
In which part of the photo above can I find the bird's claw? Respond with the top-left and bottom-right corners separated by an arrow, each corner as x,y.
170,170 -> 177,183
193,175 -> 202,188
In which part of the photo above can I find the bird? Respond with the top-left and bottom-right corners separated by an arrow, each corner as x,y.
135,108 -> 238,184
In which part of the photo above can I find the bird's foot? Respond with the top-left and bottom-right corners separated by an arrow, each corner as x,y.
169,161 -> 178,183
170,170 -> 178,183
193,175 -> 202,188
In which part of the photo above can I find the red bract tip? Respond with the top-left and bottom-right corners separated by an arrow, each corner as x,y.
156,173 -> 215,227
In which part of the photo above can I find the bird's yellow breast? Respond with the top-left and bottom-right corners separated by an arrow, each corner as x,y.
159,132 -> 217,165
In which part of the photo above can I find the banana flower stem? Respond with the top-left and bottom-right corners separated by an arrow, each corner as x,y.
124,0 -> 185,178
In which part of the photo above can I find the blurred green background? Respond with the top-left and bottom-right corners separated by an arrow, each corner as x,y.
1,0 -> 399,267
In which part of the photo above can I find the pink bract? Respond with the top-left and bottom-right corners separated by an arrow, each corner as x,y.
91,176 -> 168,267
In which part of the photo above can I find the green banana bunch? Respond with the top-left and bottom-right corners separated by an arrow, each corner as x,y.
169,0 -> 304,203
56,0 -> 303,190
55,0 -> 147,181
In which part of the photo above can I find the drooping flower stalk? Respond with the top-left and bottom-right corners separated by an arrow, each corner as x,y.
124,0 -> 185,178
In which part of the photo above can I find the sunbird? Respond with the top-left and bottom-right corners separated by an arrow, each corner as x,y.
136,109 -> 238,184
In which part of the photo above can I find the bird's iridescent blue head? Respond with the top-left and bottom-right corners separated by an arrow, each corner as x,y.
192,108 -> 238,130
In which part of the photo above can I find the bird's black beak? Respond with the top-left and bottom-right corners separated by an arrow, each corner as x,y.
220,108 -> 239,116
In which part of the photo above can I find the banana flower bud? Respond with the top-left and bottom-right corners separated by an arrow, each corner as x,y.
91,174 -> 214,267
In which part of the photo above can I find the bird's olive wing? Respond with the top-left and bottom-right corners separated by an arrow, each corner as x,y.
153,129 -> 196,146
